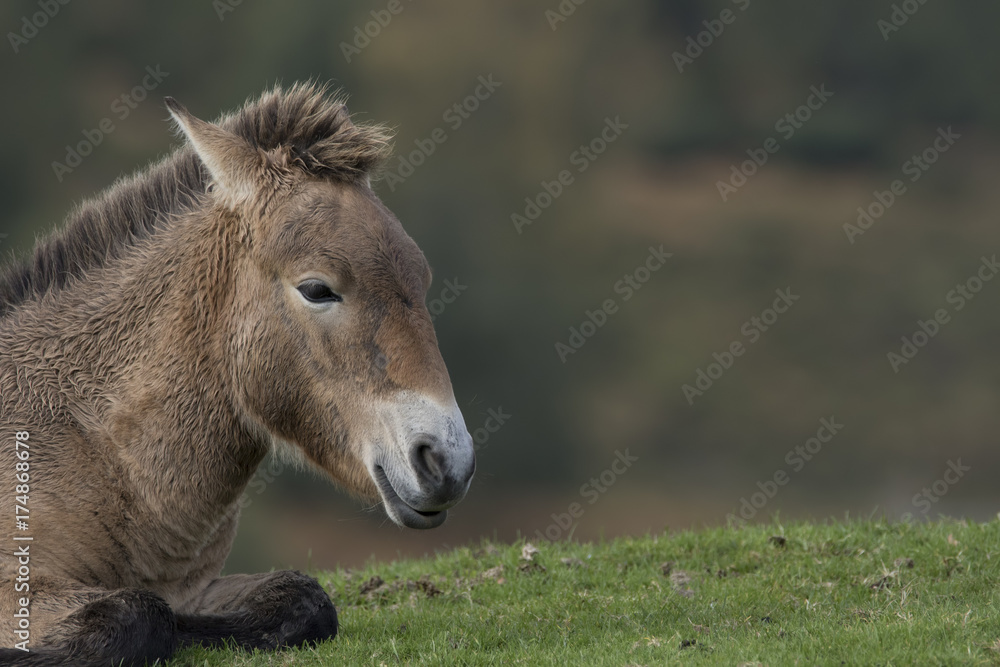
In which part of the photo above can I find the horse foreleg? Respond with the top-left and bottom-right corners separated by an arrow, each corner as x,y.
176,569 -> 337,651
0,584 -> 177,666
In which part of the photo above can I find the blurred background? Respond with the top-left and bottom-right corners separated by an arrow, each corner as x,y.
1,1 -> 998,573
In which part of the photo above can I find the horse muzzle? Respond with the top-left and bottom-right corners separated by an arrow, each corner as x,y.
367,393 -> 476,529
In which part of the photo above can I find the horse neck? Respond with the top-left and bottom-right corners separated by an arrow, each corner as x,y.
11,205 -> 269,508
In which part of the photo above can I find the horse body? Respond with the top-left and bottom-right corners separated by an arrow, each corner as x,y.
0,84 -> 475,664
1,202 -> 255,600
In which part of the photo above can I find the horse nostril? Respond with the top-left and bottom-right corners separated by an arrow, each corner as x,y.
412,441 -> 445,487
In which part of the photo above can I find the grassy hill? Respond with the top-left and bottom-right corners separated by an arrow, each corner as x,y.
168,518 -> 1000,665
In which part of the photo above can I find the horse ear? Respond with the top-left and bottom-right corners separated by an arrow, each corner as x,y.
165,97 -> 260,206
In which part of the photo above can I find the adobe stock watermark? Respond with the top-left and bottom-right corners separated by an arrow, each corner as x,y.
427,278 -> 467,323
11,430 -> 33,652
727,417 -> 845,525
544,0 -> 587,31
887,254 -> 998,373
340,0 -> 413,62
470,406 -> 511,452
843,126 -> 960,244
51,65 -> 170,183
8,0 -> 71,54
511,116 -> 629,234
384,74 -> 501,192
672,0 -> 751,73
717,84 -> 833,201
212,0 -> 244,21
218,450 -> 290,525
899,459 -> 970,522
878,0 -> 931,41
682,287 -> 799,405
555,245 -> 672,363
239,456 -> 286,509
533,448 -> 638,542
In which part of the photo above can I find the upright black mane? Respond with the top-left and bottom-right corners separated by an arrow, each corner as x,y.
0,82 -> 392,318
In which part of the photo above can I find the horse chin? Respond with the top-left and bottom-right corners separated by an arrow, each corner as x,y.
372,465 -> 448,529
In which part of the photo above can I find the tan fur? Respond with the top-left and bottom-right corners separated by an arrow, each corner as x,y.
0,83 -> 461,650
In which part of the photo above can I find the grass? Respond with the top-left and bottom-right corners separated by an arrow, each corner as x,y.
167,518 -> 1000,666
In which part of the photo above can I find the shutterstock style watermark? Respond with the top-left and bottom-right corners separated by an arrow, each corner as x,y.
672,0 -> 751,73
555,245 -> 671,363
51,65 -> 171,182
716,84 -> 833,201
727,417 -> 845,525
682,287 -> 800,405
887,255 -> 998,373
844,126 -> 960,244
383,75 -> 502,192
512,116 -> 629,234
8,0 -> 71,54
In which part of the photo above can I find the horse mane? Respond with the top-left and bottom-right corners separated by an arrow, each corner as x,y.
0,82 -> 393,318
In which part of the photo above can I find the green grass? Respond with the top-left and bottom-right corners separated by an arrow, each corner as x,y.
167,518 -> 1000,666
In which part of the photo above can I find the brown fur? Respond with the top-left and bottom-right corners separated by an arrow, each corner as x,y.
0,83 -> 473,663
0,82 -> 391,316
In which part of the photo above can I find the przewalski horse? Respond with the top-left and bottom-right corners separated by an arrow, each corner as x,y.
0,83 -> 475,665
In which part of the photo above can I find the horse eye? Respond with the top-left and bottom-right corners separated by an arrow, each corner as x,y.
297,280 -> 342,304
